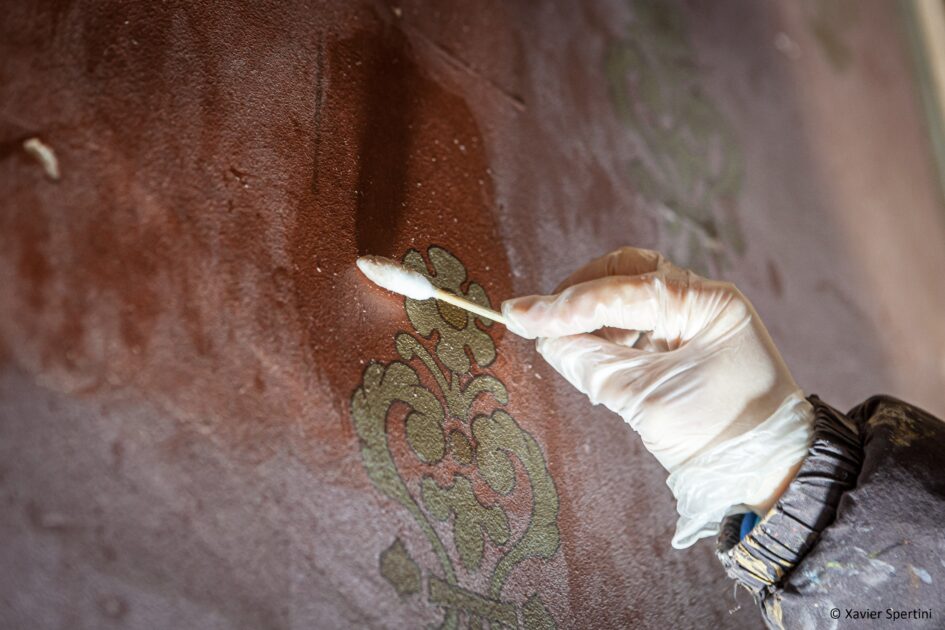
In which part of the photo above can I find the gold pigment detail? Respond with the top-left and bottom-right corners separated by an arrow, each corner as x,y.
380,539 -> 422,597
449,430 -> 474,465
352,247 -> 560,629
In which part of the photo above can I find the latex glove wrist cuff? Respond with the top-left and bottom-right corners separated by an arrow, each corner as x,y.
666,391 -> 814,549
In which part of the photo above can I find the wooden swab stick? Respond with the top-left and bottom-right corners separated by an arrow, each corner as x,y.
355,255 -> 510,327
431,287 -> 507,325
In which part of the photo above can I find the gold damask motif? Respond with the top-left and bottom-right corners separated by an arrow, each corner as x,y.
351,247 -> 560,629
403,248 -> 495,374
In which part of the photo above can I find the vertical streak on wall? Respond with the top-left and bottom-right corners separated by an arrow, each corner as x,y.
901,0 -> 945,208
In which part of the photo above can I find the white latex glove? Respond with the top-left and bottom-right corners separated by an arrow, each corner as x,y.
501,247 -> 813,548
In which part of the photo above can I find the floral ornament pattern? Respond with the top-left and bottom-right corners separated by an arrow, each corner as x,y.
403,247 -> 495,374
351,247 -> 560,629
605,0 -> 744,276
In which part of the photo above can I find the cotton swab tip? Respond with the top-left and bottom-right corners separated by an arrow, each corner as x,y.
356,255 -> 436,300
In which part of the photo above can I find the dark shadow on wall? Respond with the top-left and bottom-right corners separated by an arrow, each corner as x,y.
350,24 -> 414,257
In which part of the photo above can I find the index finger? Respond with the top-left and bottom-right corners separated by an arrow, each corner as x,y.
553,247 -> 672,293
501,274 -> 661,339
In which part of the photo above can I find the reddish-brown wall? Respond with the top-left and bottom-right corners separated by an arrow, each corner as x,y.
2,1 -> 944,628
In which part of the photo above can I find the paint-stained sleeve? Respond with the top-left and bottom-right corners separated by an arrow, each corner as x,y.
716,395 -> 945,629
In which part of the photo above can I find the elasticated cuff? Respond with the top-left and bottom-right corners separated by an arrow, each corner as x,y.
716,395 -> 862,593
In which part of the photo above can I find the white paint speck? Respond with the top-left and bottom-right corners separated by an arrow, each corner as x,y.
23,137 -> 60,180
911,566 -> 932,585
774,32 -> 801,60
859,558 -> 896,588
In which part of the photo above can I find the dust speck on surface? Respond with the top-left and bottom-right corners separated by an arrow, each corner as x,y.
97,594 -> 128,620
22,137 -> 60,180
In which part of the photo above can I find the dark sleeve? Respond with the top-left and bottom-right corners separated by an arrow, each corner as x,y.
716,395 -> 945,630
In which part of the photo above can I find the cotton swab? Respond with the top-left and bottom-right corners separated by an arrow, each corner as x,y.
356,255 -> 510,327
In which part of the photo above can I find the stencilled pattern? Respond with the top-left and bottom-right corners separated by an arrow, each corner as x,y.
352,246 -> 560,629
605,0 -> 744,275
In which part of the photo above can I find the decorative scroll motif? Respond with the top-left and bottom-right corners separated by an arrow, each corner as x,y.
352,247 -> 560,629
605,0 -> 744,275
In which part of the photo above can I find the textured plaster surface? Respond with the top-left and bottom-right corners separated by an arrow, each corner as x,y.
1,1 -> 944,628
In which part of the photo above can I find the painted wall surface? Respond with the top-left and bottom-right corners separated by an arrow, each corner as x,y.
2,1 -> 945,628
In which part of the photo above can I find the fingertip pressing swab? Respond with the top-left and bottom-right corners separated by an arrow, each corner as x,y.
355,255 -> 512,329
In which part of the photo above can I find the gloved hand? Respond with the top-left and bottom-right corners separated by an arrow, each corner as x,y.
501,247 -> 814,548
